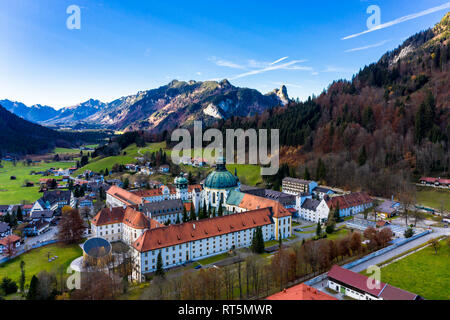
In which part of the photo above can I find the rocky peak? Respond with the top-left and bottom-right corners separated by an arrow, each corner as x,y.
268,85 -> 290,106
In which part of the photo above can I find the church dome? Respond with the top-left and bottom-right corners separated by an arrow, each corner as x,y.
174,174 -> 188,185
204,157 -> 239,189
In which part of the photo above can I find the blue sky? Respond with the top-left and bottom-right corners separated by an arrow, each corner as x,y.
0,0 -> 448,108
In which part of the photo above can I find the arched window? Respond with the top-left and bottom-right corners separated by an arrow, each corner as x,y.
213,192 -> 216,204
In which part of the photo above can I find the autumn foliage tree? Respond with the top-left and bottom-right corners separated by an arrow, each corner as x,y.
58,207 -> 85,245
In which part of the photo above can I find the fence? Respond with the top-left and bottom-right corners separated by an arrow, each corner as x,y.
0,239 -> 58,265
304,229 -> 431,286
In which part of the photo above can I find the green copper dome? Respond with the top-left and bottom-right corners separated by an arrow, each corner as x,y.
174,173 -> 188,186
204,157 -> 239,189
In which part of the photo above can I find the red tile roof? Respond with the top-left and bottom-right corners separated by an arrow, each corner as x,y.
327,265 -> 385,297
266,284 -> 337,300
188,184 -> 202,193
238,193 -> 292,218
91,207 -> 162,230
0,234 -> 21,246
326,192 -> 372,210
379,284 -> 418,300
133,208 -> 273,252
107,185 -> 143,206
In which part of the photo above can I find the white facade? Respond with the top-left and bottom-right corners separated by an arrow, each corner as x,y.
298,199 -> 330,223
328,279 -> 381,300
133,223 -> 275,280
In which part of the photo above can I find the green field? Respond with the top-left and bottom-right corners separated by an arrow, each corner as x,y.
73,142 -> 168,176
0,161 -> 75,205
326,228 -> 351,240
416,187 -> 450,211
52,148 -> 81,155
368,239 -> 449,300
74,142 -> 264,186
0,243 -> 83,284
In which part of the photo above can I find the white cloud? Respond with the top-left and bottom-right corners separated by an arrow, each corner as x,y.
209,57 -> 246,69
269,56 -> 289,65
345,39 -> 391,52
229,60 -> 309,80
342,2 -> 450,40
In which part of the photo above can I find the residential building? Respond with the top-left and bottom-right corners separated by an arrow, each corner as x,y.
30,210 -> 55,223
282,177 -> 318,195
0,222 -> 11,238
375,200 -> 401,219
419,177 -> 450,187
266,283 -> 337,300
298,198 -> 330,223
327,265 -> 422,300
31,190 -> 75,213
313,186 -> 334,199
326,192 -> 373,218
159,165 -> 170,173
23,220 -> 50,236
0,235 -> 21,254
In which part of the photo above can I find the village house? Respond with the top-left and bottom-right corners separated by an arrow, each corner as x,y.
31,190 -> 75,213
325,192 -> 373,218
327,265 -> 422,300
419,177 -> 450,187
313,186 -> 334,199
158,164 -> 170,173
298,198 -> 330,223
374,200 -> 401,219
23,220 -> 50,236
0,234 -> 21,254
30,210 -> 55,223
0,222 -> 12,238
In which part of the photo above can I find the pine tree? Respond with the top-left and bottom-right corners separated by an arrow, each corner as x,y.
16,206 -> 23,222
182,206 -> 188,222
190,204 -> 196,221
316,221 -> 322,236
155,252 -> 164,278
19,260 -> 25,294
201,199 -> 207,220
358,145 -> 367,166
26,275 -> 39,300
175,214 -> 180,224
304,167 -> 311,180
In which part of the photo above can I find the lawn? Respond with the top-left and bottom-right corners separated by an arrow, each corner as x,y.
416,187 -> 450,211
73,142 -> 169,176
0,161 -> 75,205
52,148 -> 81,155
196,252 -> 231,265
0,243 -> 83,284
367,239 -> 449,300
326,228 -> 351,240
